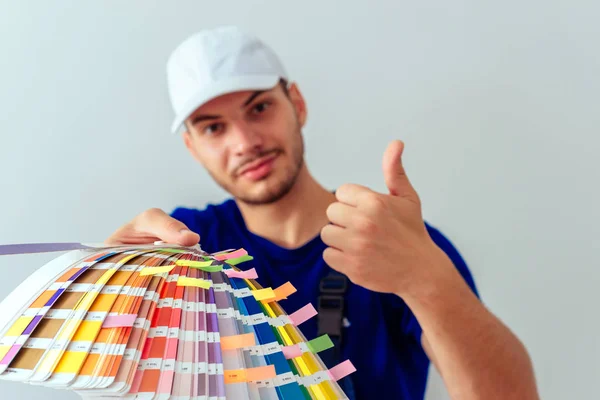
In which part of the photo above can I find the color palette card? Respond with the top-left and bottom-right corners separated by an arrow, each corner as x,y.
0,243 -> 355,399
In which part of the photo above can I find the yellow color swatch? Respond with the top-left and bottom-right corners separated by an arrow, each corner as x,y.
54,351 -> 88,374
176,276 -> 212,289
71,320 -> 102,342
175,260 -> 213,267
5,316 -> 34,337
0,345 -> 10,360
251,288 -> 276,301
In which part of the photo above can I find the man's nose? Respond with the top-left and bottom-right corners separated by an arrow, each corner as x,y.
230,120 -> 264,155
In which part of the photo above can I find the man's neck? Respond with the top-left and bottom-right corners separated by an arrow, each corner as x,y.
235,163 -> 336,249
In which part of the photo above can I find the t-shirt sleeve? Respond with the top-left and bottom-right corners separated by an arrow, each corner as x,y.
396,223 -> 480,343
426,223 -> 479,298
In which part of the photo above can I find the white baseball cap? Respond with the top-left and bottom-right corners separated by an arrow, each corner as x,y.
166,26 -> 288,134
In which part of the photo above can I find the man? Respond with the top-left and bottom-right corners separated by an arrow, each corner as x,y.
107,26 -> 539,399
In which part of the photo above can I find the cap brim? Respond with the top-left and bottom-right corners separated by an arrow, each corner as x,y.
170,75 -> 280,134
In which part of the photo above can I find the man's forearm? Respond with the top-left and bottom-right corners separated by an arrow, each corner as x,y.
400,253 -> 539,400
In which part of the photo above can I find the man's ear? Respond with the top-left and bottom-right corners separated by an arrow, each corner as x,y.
287,82 -> 308,127
183,130 -> 204,165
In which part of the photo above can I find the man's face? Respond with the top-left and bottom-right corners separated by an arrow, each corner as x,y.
183,82 -> 307,205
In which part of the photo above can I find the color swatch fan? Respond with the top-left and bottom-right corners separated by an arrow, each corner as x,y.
0,242 -> 355,399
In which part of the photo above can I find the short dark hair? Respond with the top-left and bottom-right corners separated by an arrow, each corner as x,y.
279,78 -> 290,97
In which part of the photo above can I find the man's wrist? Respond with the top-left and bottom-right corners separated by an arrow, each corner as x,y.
395,245 -> 468,308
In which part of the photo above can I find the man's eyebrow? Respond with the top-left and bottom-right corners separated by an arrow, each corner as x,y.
243,90 -> 267,107
190,90 -> 269,125
190,114 -> 220,125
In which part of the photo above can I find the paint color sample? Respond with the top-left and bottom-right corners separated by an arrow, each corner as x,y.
0,245 -> 355,399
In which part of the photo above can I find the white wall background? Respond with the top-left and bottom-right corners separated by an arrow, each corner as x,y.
0,1 -> 598,399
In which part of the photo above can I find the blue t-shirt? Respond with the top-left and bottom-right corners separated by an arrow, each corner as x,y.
171,199 -> 478,400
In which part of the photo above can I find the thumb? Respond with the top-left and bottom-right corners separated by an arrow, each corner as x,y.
139,208 -> 200,246
382,140 -> 417,200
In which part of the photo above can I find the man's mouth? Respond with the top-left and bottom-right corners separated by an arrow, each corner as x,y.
238,152 -> 280,181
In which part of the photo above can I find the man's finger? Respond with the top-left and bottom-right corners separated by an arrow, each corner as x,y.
382,140 -> 418,202
335,183 -> 373,208
322,247 -> 349,274
137,208 -> 200,246
325,202 -> 355,228
320,224 -> 348,251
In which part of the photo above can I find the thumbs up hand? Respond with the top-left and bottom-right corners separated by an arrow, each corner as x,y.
321,140 -> 452,297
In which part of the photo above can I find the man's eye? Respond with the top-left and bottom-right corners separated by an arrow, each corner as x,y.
251,101 -> 271,114
204,123 -> 223,135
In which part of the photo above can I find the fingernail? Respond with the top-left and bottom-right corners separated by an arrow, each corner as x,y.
179,228 -> 192,235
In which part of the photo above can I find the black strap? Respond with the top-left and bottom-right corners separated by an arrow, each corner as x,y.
317,271 -> 348,340
317,270 -> 347,367
317,270 -> 356,399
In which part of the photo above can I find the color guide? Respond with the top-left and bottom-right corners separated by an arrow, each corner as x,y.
0,243 -> 355,399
